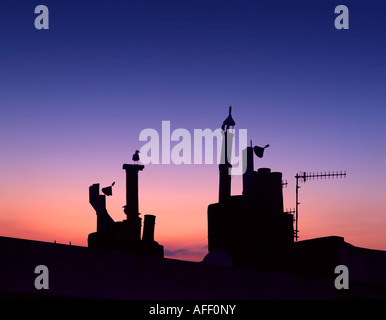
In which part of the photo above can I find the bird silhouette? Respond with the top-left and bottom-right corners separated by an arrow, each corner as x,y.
132,150 -> 140,164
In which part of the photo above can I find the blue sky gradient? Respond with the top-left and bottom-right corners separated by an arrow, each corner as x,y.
1,0 -> 385,258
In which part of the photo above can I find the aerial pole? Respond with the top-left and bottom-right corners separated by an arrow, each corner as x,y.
294,171 -> 347,241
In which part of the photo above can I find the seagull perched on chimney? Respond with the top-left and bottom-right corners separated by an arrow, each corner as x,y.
132,150 -> 140,164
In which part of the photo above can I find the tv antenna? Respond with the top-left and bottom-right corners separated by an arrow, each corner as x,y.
294,171 -> 346,241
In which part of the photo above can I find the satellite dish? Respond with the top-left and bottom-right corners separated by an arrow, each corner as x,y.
102,182 -> 115,196
253,144 -> 270,158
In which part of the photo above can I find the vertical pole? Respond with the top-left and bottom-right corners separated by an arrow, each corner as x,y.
295,174 -> 299,241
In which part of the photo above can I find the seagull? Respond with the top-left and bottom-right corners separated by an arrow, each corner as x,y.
132,150 -> 140,164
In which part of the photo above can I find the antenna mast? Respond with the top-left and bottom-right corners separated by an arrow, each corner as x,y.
294,171 -> 346,241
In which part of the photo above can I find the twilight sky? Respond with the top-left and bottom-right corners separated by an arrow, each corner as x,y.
0,0 -> 385,261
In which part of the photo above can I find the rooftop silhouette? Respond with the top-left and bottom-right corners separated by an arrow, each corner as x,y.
1,107 -> 385,300
88,163 -> 163,257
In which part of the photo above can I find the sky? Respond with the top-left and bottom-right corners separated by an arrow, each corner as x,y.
0,0 -> 385,261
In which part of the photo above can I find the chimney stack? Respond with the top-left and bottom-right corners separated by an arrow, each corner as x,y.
122,164 -> 145,217
219,107 -> 235,203
142,214 -> 156,242
242,146 -> 254,195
